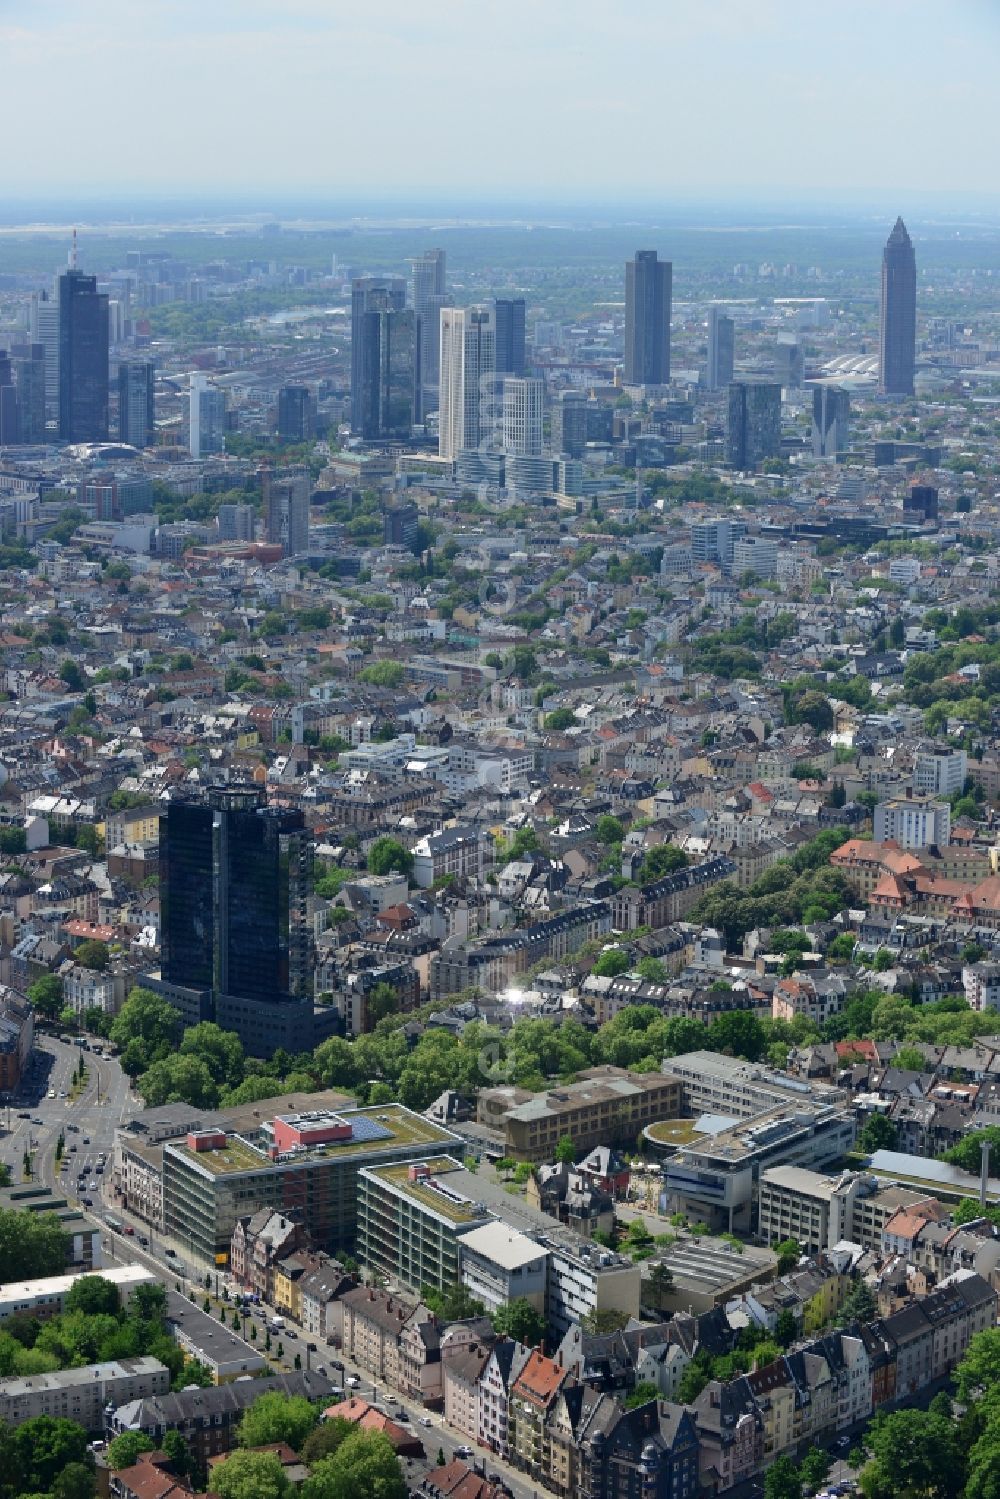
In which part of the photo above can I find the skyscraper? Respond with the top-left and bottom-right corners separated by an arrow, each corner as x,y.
494,299 -> 527,376
706,308 -> 734,391
726,381 -> 782,470
551,390 -> 588,458
502,377 -> 544,456
812,385 -> 851,459
879,217 -> 917,396
0,353 -> 18,446
57,269 -> 109,442
9,344 -> 46,444
117,359 -> 155,448
262,464 -> 310,557
350,277 -> 405,433
189,374 -> 227,458
624,251 -> 672,387
159,785 -> 314,1056
411,251 -> 447,420
29,290 -> 59,424
276,385 -> 317,441
438,305 -> 496,461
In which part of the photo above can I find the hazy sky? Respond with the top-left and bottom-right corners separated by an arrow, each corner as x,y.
3,0 -> 999,204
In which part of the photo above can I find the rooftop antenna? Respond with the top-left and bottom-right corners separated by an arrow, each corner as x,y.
69,227 -> 78,270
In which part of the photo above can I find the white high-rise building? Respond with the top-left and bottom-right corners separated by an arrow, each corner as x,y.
438,306 -> 496,462
189,373 -> 227,459
29,289 -> 60,422
502,377 -> 544,457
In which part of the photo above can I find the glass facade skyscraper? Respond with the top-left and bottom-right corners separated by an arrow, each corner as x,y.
624,250 -> 672,387
494,298 -> 526,376
879,217 -> 917,396
117,359 -> 155,447
350,277 -> 406,435
57,269 -> 109,442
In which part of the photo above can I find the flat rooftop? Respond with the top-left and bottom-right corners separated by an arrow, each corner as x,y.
868,1148 -> 1000,1205
0,1264 -> 155,1305
363,1157 -> 488,1226
654,1235 -> 775,1295
173,1105 -> 458,1177
460,1221 -> 549,1270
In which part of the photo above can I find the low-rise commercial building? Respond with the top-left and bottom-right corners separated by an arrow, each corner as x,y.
757,1168 -> 861,1255
478,1066 -> 682,1162
660,1052 -> 847,1122
165,1292 -> 265,1383
0,1264 -> 156,1324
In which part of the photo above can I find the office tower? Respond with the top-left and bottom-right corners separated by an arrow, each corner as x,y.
411,250 -> 446,418
812,385 -> 851,458
726,381 -> 782,469
189,374 -> 227,458
57,269 -> 109,442
117,360 -> 155,448
262,464 -> 310,557
412,248 -> 446,308
383,500 -> 419,549
350,277 -> 405,432
361,303 -> 417,440
689,517 -> 747,572
0,353 -> 18,445
10,344 -> 47,443
29,290 -> 60,423
494,298 -> 526,376
903,483 -> 938,522
276,384 -> 316,441
159,786 -> 314,1056
775,337 -> 803,389
502,376 -> 544,456
438,305 -> 496,461
706,308 -> 735,391
624,250 -> 672,386
879,217 -> 917,396
551,391 -> 588,458
218,503 -> 256,541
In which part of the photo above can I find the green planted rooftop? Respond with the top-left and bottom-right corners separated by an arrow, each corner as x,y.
174,1105 -> 456,1177
364,1158 -> 486,1225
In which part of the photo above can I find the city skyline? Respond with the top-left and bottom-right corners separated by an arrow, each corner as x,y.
1,0 -> 997,200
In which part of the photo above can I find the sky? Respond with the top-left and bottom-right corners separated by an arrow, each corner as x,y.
2,0 -> 999,206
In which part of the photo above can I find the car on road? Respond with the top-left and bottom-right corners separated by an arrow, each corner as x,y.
32,1117 -> 42,1125
83,1136 -> 90,1144
139,1236 -> 149,1247
67,1124 -> 79,1132
16,1112 -> 29,1120
419,1416 -> 433,1427
346,1375 -> 360,1388
164,1248 -> 177,1257
58,1090 -> 66,1098
81,1197 -> 93,1206
394,1410 -> 410,1423
456,1446 -> 473,1460
69,1144 -> 77,1152
47,1090 -> 55,1099
124,1225 -> 134,1235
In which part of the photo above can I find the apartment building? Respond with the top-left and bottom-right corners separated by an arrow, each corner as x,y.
545,1235 -> 641,1339
612,856 -> 737,931
873,793 -> 951,851
459,1222 -> 549,1315
477,1065 -> 682,1162
0,1264 -> 156,1324
0,1356 -> 168,1430
412,825 -> 493,888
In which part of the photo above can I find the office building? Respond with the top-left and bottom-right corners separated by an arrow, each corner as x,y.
159,785 -> 313,1055
624,251 -> 672,387
0,1356 -> 168,1431
904,483 -> 938,522
460,1222 -> 549,1316
118,360 -> 155,448
358,1156 -> 489,1296
6,344 -> 46,444
879,217 -> 917,396
438,305 -> 496,462
913,745 -> 966,798
689,518 -> 747,572
706,308 -> 735,391
775,337 -> 803,389
551,390 -> 588,457
502,376 -> 544,456
353,292 -> 417,440
655,1051 -> 847,1122
161,1104 -> 460,1264
494,298 -> 526,376
29,289 -> 59,421
383,499 -> 419,549
476,1066 -> 682,1163
812,385 -> 850,458
731,535 -> 779,581
350,277 -> 405,433
413,250 -> 446,413
57,269 -> 109,442
262,464 -> 310,557
0,355 -> 17,445
757,1167 -> 861,1255
276,384 -> 316,441
873,792 -> 951,850
0,1264 -> 156,1325
217,503 -> 255,542
725,381 -> 781,470
189,374 -> 227,459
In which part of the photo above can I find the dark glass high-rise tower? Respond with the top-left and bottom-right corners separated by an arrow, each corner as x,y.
624,250 -> 672,386
159,786 -> 314,1056
350,277 -> 405,433
879,217 -> 916,396
494,299 -> 526,376
276,385 -> 316,441
726,381 -> 782,470
57,269 -> 109,441
118,359 -> 155,447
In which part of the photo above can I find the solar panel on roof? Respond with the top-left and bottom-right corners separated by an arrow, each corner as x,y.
345,1116 -> 394,1144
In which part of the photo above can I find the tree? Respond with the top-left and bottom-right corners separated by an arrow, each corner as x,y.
635,956 -> 668,985
625,1379 -> 661,1409
593,948 -> 630,978
300,1430 -> 405,1499
239,1391 -> 319,1452
764,1454 -> 802,1499
59,659 -> 84,692
775,1309 -> 798,1348
138,1053 -> 219,1109
27,973 -> 64,1020
554,1135 -> 576,1165
859,1409 -> 960,1499
53,1462 -> 97,1499
108,1432 -> 156,1470
647,1262 -> 674,1311
639,843 -> 688,880
212,1450 -> 292,1499
178,1022 -> 245,1087
836,1278 -> 877,1328
110,987 -> 182,1074
894,1045 -> 927,1072
544,708 -> 576,732
800,1447 -> 831,1496
492,1297 -> 546,1347
708,1011 -> 766,1062
774,1238 -> 802,1274
957,1327 -> 1000,1402
859,1113 -> 898,1154
367,837 -> 413,879
65,1275 -> 120,1316
0,1208 -> 69,1283
582,1308 -> 630,1334
160,1428 -> 192,1477
358,660 -> 404,688
301,1418 -> 354,1466
595,815 -> 625,845
14,1416 -> 94,1492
